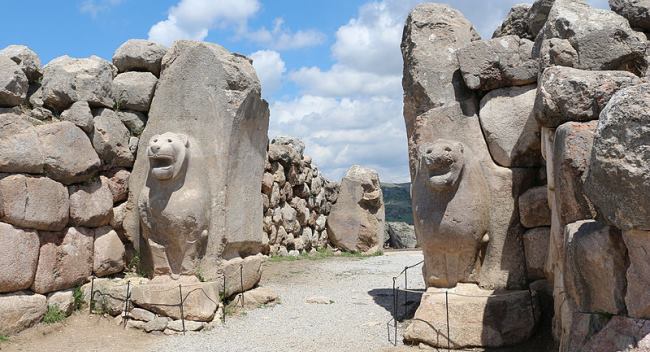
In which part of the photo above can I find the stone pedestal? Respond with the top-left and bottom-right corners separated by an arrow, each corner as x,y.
404,284 -> 539,349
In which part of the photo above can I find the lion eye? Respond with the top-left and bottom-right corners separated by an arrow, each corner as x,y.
153,139 -> 158,143
167,139 -> 172,143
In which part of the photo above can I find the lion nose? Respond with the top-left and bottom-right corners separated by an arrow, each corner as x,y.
150,145 -> 161,153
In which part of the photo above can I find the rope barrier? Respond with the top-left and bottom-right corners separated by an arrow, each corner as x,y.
87,262 -> 248,332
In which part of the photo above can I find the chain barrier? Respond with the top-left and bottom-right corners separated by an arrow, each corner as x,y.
88,264 -> 246,333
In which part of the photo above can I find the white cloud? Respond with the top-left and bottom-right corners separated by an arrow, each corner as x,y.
148,0 -> 260,46
269,0 -> 417,182
250,50 -> 286,96
80,0 -> 123,17
289,65 -> 401,98
247,18 -> 326,50
269,95 -> 409,182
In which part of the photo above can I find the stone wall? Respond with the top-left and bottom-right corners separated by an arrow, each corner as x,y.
402,0 -> 650,350
0,41 -> 161,335
262,136 -> 339,256
0,39 -> 273,335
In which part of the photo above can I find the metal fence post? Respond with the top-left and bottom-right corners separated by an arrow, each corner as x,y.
89,276 -> 95,315
404,266 -> 408,319
240,264 -> 244,307
222,272 -> 227,324
445,290 -> 450,352
392,277 -> 397,346
122,281 -> 131,328
178,284 -> 186,335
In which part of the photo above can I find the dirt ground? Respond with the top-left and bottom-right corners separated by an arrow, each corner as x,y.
0,251 -> 556,352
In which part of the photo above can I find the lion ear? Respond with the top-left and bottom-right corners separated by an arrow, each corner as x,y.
177,133 -> 189,147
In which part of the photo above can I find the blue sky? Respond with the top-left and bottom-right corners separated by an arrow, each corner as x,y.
0,0 -> 609,182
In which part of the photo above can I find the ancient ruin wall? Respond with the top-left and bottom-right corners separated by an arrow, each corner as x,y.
402,0 -> 650,350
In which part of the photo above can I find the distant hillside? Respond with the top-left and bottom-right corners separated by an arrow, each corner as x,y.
381,182 -> 413,225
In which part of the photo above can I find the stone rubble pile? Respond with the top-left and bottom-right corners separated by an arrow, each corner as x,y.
262,136 -> 339,256
401,0 -> 650,350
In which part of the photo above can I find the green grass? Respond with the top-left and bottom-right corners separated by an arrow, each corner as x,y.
268,247 -> 383,262
43,305 -> 66,324
0,335 -> 8,342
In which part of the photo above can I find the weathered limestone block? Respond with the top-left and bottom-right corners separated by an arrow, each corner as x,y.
585,83 -> 650,230
386,221 -> 417,249
39,55 -> 115,111
81,277 -> 149,315
534,0 -> 647,74
404,284 -> 539,348
623,229 -> 650,319
104,168 -> 130,203
130,276 -> 220,321
47,289 -> 75,315
0,56 -> 28,107
610,0 -> 650,31
563,312 -> 610,352
117,110 -> 146,136
327,165 -> 384,254
218,254 -> 265,298
581,316 -> 650,352
478,84 -> 541,167
523,227 -> 549,280
493,4 -> 533,40
125,41 -> 269,279
537,38 -> 579,69
60,101 -> 94,133
0,113 -> 44,174
113,39 -> 167,77
112,71 -> 157,112
129,307 -> 155,322
0,222 -> 39,293
518,186 -> 551,228
564,221 -> 627,315
0,45 -> 42,83
553,121 -> 598,225
36,121 -> 101,184
69,176 -> 113,227
93,226 -> 125,277
0,292 -> 47,335
458,35 -> 537,91
534,66 -> 641,128
32,227 -> 94,294
271,135 -> 305,155
527,0 -> 555,36
0,174 -> 69,231
91,108 -> 134,167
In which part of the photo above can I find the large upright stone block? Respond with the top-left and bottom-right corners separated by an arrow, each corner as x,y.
0,222 -> 39,293
622,229 -> 650,319
327,165 -> 385,254
585,84 -> 650,231
403,4 -> 533,291
125,41 -> 269,279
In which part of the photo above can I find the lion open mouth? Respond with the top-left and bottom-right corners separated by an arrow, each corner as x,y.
149,154 -> 176,180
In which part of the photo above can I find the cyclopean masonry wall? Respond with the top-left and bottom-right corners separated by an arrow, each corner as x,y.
261,136 -> 339,256
0,39 -> 274,335
402,0 -> 650,350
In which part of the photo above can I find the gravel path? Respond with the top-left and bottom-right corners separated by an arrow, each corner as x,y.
152,251 -> 425,352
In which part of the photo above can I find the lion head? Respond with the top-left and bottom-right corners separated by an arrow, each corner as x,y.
418,139 -> 464,191
147,132 -> 189,181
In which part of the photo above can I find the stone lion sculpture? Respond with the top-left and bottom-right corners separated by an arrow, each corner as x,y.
138,132 -> 209,277
412,139 -> 490,288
